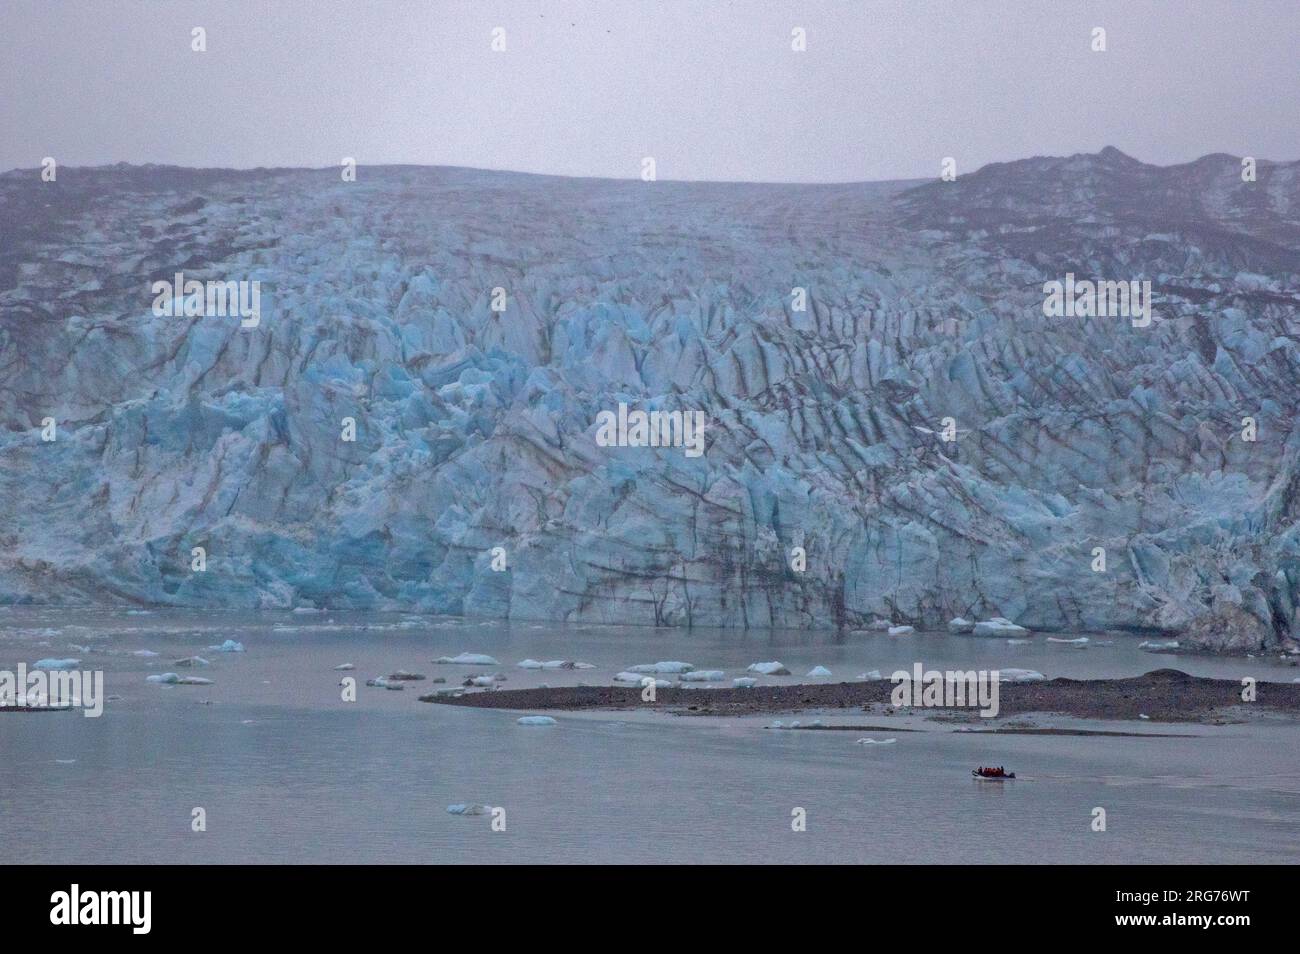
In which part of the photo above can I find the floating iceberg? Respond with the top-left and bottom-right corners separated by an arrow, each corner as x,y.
678,670 -> 725,682
1139,640 -> 1181,652
517,715 -> 557,726
746,661 -> 790,676
418,688 -> 464,700
33,658 -> 80,670
858,670 -> 884,681
146,673 -> 211,685
174,656 -> 211,667
856,738 -> 897,745
207,639 -> 245,653
365,677 -> 405,690
732,677 -> 758,688
516,659 -> 544,669
628,661 -> 695,674
446,804 -> 491,815
130,650 -> 160,657
1047,637 -> 1089,645
436,652 -> 500,665
333,663 -> 355,671
997,668 -> 1046,682
948,618 -> 975,634
973,618 -> 1030,637
385,671 -> 426,681
806,666 -> 833,677
888,626 -> 915,636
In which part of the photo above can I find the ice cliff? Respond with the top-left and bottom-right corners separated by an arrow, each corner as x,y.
2,149 -> 1299,651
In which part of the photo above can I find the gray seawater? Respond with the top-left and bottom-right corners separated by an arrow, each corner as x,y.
2,609 -> 1298,864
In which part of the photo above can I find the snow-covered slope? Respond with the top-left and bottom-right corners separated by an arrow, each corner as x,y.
2,152 -> 1299,651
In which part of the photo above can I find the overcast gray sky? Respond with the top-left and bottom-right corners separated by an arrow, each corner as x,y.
3,0 -> 1298,181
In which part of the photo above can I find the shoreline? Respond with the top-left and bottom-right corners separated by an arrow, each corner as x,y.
423,668 -> 1300,724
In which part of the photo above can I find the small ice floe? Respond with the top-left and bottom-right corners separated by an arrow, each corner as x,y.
622,675 -> 671,689
997,669 -> 1046,682
732,677 -> 759,688
806,666 -> 833,677
628,661 -> 695,674
463,675 -> 500,688
1006,639 -> 1031,645
130,650 -> 160,657
418,688 -> 464,700
54,759 -> 77,764
973,618 -> 1030,637
446,804 -> 491,815
517,715 -> 556,726
292,606 -> 322,614
858,670 -> 884,681
146,673 -> 212,685
1046,637 -> 1089,646
855,738 -> 897,745
365,677 -> 405,690
333,663 -> 355,671
948,617 -> 975,634
1139,640 -> 1180,652
678,670 -> 725,682
517,659 -> 590,670
435,652 -> 500,665
747,661 -> 791,676
385,671 -> 426,681
173,656 -> 211,668
1139,713 -> 1151,720
33,658 -> 80,670
208,639 -> 245,653
888,626 -> 915,636
768,720 -> 800,729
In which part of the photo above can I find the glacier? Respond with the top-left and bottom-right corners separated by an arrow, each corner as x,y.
1,150 -> 1299,652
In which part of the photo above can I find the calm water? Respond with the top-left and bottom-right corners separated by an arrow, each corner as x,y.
2,609 -> 1298,863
